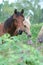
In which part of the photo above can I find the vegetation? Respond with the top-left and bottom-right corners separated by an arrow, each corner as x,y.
0,0 -> 43,23
0,23 -> 43,65
0,0 -> 43,65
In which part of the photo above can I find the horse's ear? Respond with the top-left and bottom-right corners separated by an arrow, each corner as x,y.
21,9 -> 24,14
14,9 -> 17,14
28,16 -> 30,20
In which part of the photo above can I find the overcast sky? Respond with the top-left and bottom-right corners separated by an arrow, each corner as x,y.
0,0 -> 43,8
0,0 -> 15,4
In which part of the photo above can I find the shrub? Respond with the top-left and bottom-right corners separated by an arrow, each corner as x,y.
0,34 -> 43,65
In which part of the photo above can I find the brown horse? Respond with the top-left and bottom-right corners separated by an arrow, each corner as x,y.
0,9 -> 24,36
13,16 -> 31,37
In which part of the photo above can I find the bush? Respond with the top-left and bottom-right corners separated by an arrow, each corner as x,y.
0,34 -> 43,65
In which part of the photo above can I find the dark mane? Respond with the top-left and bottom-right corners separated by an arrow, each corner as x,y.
4,15 -> 13,30
4,15 -> 17,36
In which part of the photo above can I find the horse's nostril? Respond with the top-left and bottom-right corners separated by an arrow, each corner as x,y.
18,30 -> 23,35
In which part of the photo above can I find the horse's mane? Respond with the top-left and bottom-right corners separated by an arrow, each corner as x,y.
4,15 -> 16,36
4,15 -> 14,30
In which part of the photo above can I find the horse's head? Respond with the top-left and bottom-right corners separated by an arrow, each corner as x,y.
13,9 -> 24,35
23,17 -> 31,37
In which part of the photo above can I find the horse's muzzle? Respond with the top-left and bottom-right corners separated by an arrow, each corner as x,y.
18,30 -> 23,35
28,34 -> 31,37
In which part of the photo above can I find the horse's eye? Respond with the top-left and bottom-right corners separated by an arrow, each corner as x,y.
24,25 -> 26,28
23,19 -> 25,21
14,19 -> 17,22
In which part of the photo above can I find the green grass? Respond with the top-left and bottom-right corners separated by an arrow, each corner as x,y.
0,23 -> 43,65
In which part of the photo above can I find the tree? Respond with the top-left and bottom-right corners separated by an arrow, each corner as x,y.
0,0 -> 43,23
14,0 -> 42,23
0,0 -> 14,22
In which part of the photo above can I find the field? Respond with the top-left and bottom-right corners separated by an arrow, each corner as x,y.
0,23 -> 43,65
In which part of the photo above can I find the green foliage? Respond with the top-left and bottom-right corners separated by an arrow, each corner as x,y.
31,23 -> 43,42
0,1 -> 14,22
0,0 -> 43,64
0,0 -> 43,23
14,0 -> 43,23
0,28 -> 43,65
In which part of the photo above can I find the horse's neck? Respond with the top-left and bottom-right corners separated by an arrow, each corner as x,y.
3,15 -> 17,36
5,15 -> 13,24
4,15 -> 13,29
9,24 -> 16,36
